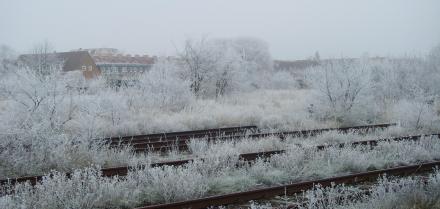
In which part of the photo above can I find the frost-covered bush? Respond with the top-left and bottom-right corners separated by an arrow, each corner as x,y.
0,67 -> 76,133
0,129 -> 140,178
229,37 -> 274,90
0,99 -> 421,178
391,99 -> 440,131
178,37 -> 273,98
128,162 -> 212,203
253,172 -> 440,209
2,41 -> 440,206
0,80 -> 321,177
306,59 -> 375,125
369,57 -> 440,131
291,170 -> 440,209
306,51 -> 440,127
0,67 -> 142,177
270,71 -> 300,90
0,168 -> 138,209
137,58 -> 193,111
2,139 -> 440,208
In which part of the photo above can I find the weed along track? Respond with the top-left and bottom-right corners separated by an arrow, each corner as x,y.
3,13 -> 440,208
2,131 -> 438,187
1,132 -> 440,208
102,125 -> 258,146
0,123 -> 395,186
134,161 -> 440,209
127,123 -> 396,152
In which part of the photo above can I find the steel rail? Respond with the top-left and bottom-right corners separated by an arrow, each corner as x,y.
0,150 -> 283,187
114,123 -> 395,148
134,160 -> 440,209
2,132 -> 435,187
284,176 -> 432,209
103,125 -> 258,145
131,123 -> 396,152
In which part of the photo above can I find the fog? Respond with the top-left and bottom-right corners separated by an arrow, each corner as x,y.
3,1 -> 440,208
1,0 -> 440,59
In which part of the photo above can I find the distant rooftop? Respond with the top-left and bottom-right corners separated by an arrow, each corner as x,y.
273,57 -> 387,71
92,54 -> 154,65
71,48 -> 155,65
273,59 -> 319,71
72,48 -> 119,56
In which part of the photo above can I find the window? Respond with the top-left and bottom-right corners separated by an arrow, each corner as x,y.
88,66 -> 93,71
82,66 -> 87,71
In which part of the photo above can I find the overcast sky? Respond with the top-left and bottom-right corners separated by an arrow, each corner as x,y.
1,0 -> 439,60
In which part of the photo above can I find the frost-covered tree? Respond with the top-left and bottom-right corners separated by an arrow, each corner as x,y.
425,44 -> 440,96
178,37 -> 273,98
306,51 -> 440,128
306,59 -> 373,124
20,41 -> 64,76
178,38 -> 216,97
203,39 -> 244,97
0,67 -> 76,132
231,37 -> 273,73
138,58 -> 193,110
230,37 -> 273,89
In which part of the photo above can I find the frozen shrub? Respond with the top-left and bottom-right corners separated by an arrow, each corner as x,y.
305,51 -> 440,128
130,163 -> 211,203
270,71 -> 299,89
0,67 -> 77,133
138,58 -> 194,111
295,170 -> 440,209
2,40 -> 440,204
178,37 -> 273,98
306,59 -> 375,125
0,130 -> 138,177
391,99 -> 440,131
1,167 -> 139,209
1,139 -> 440,208
249,202 -> 274,209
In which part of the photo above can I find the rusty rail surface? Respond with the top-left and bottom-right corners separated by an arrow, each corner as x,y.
102,125 -> 258,146
2,132 -> 435,187
0,150 -> 283,187
135,160 -> 440,209
133,123 -> 396,152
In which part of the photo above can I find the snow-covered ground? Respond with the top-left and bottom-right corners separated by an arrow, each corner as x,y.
1,138 -> 440,208
251,170 -> 440,209
0,41 -> 439,208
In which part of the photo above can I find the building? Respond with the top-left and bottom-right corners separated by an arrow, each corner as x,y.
17,51 -> 101,79
273,59 -> 319,71
84,48 -> 155,86
17,48 -> 156,85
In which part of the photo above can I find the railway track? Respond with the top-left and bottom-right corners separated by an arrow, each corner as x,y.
130,123 -> 396,152
267,175 -> 432,209
0,150 -> 284,187
134,160 -> 440,209
102,125 -> 259,146
1,133 -> 437,187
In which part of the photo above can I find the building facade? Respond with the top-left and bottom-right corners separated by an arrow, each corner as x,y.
86,48 -> 155,86
17,51 -> 101,79
17,48 -> 156,85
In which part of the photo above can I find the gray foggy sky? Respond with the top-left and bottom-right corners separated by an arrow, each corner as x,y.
1,0 -> 439,60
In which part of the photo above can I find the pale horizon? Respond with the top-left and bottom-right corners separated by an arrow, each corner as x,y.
1,0 -> 439,60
